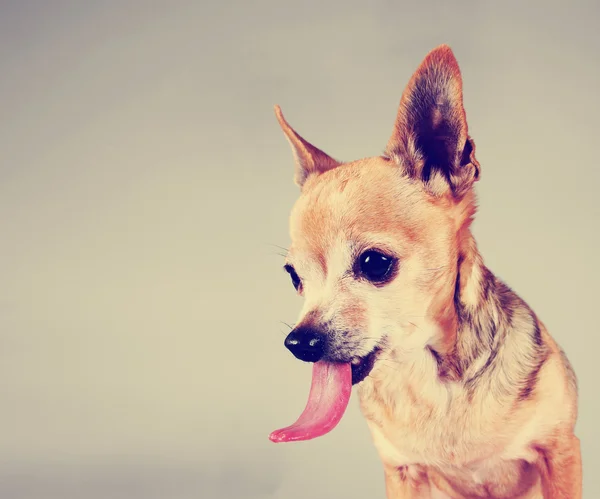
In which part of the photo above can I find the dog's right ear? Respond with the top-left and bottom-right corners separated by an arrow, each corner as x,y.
274,105 -> 340,188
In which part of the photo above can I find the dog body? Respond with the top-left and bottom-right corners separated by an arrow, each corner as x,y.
360,319 -> 576,498
273,46 -> 581,498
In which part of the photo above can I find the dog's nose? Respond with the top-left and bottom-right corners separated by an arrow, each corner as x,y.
284,327 -> 326,363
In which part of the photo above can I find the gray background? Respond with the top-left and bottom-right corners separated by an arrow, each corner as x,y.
0,0 -> 598,497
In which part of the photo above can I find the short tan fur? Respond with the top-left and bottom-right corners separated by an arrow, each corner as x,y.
275,45 -> 581,498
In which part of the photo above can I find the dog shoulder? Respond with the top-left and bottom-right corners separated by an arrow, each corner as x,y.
502,322 -> 578,459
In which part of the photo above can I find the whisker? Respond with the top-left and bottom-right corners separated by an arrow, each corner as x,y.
266,243 -> 289,253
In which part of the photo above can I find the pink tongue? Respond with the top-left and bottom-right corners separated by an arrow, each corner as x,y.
269,361 -> 352,443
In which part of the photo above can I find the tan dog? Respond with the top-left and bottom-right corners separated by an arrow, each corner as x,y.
269,45 -> 581,498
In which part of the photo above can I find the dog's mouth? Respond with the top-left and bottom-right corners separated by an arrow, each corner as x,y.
350,347 -> 381,385
269,346 -> 381,444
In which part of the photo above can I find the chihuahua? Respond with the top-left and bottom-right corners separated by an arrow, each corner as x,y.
269,45 -> 581,498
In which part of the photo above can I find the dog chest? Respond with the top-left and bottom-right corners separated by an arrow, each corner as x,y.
364,409 -> 543,498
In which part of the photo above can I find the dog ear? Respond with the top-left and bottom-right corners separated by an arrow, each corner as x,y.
274,105 -> 340,188
385,45 -> 480,197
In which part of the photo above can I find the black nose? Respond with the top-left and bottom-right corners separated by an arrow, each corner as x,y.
284,327 -> 326,363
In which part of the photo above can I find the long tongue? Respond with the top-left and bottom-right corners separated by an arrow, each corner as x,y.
269,361 -> 352,443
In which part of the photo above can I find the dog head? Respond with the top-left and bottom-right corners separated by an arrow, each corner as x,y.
276,45 -> 480,384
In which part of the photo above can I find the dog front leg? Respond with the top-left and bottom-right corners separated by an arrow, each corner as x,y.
537,434 -> 582,499
384,464 -> 430,498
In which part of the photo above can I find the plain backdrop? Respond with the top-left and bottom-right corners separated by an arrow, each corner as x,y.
0,0 -> 598,498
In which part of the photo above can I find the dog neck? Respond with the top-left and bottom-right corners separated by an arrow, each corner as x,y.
426,228 -> 547,397
434,230 -> 490,378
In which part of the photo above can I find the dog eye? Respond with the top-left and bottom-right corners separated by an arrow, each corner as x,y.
284,264 -> 302,291
357,250 -> 396,283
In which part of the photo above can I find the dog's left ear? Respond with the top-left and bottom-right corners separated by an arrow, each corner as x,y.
385,45 -> 480,198
274,105 -> 341,188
